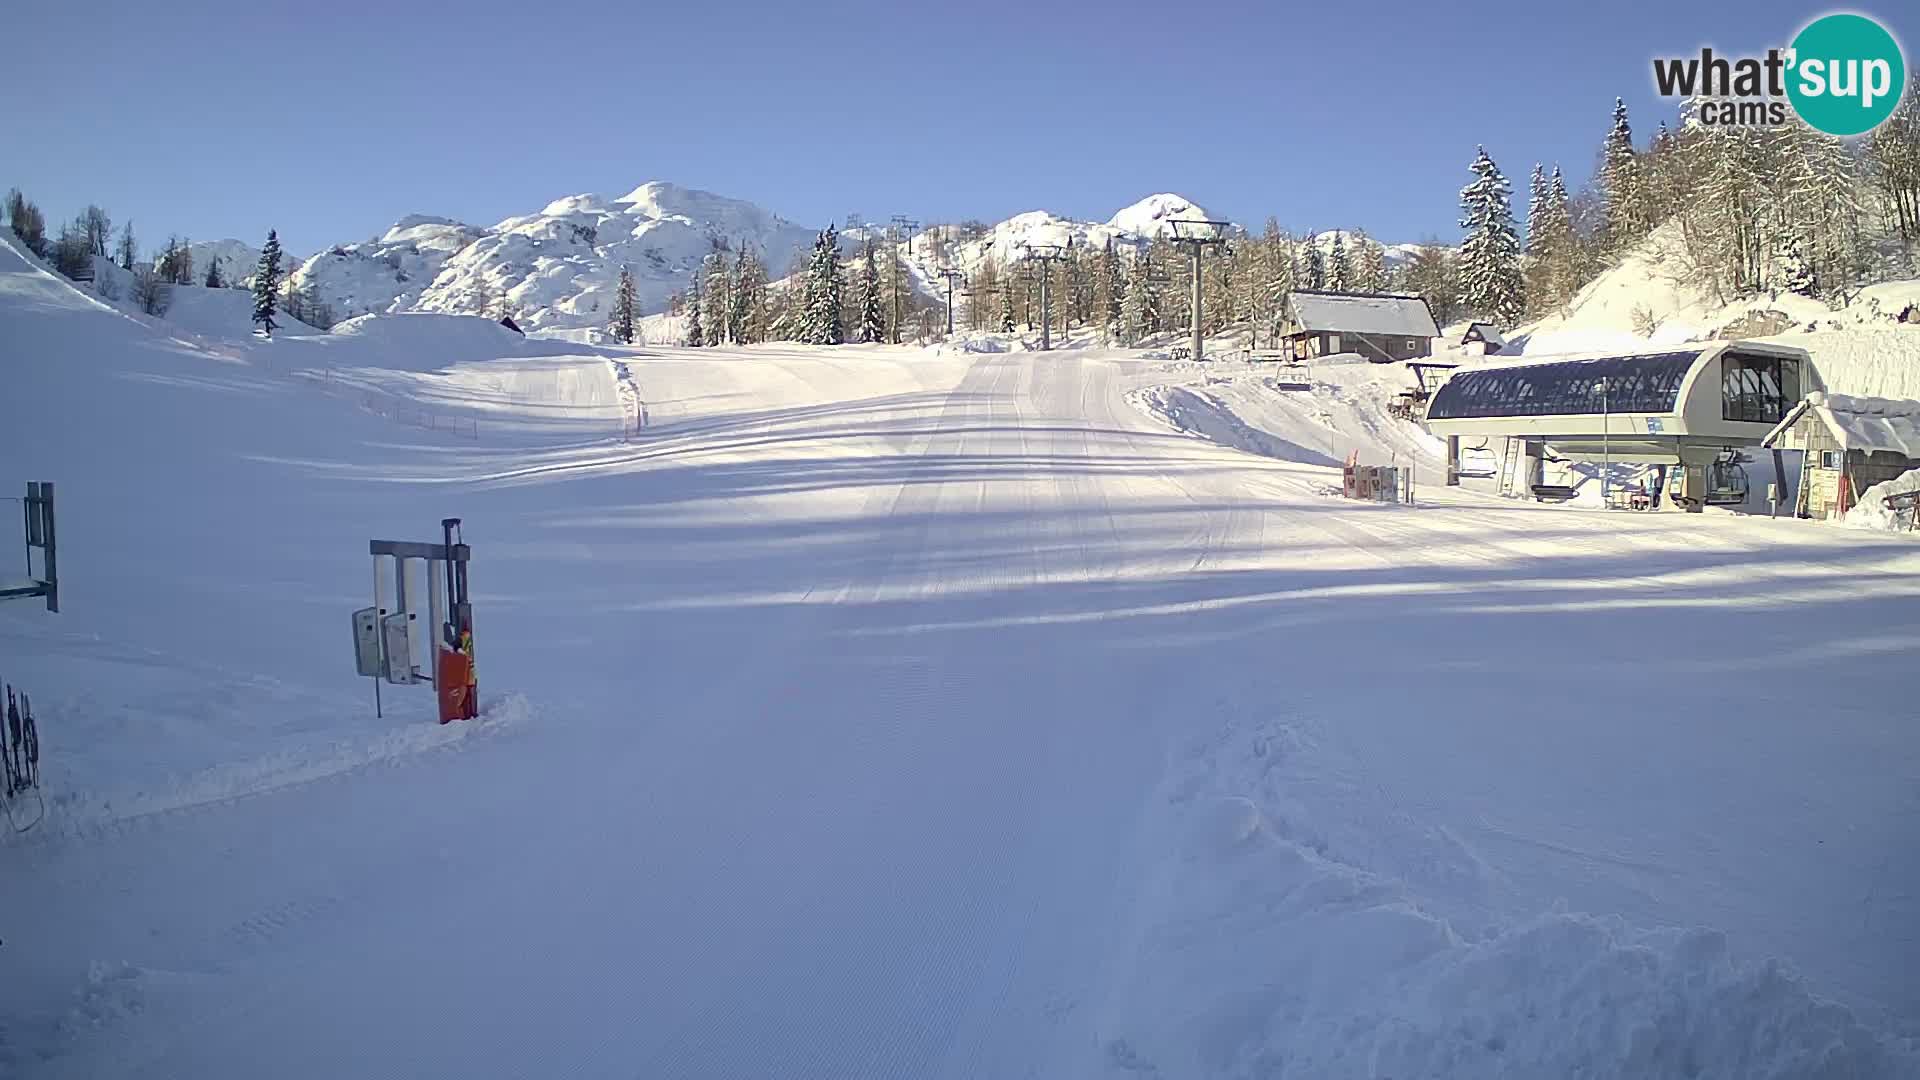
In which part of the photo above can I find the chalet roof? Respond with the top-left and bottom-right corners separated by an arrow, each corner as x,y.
1287,291 -> 1440,339
1765,392 -> 1920,458
1463,321 -> 1507,347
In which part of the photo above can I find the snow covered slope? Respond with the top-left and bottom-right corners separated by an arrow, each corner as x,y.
4,229 -> 1918,1077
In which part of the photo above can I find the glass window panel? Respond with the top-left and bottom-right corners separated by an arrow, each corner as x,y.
1427,351 -> 1702,420
1721,353 -> 1795,423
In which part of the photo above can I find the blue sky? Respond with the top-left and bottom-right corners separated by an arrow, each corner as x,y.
6,1 -> 1914,257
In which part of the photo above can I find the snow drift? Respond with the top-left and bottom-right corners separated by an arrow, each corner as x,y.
1845,468 -> 1920,533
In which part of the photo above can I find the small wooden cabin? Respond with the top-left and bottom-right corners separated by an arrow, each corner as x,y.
1763,391 -> 1920,519
1280,290 -> 1440,363
1460,321 -> 1507,355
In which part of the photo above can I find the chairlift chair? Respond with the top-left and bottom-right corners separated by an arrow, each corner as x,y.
1705,450 -> 1750,506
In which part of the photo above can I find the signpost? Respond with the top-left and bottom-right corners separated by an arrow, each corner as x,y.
359,518 -> 476,723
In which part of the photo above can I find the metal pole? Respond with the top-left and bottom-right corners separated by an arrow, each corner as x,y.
428,560 -> 444,689
40,483 -> 55,613
1446,435 -> 1461,486
1039,268 -> 1052,351
1190,245 -> 1203,363
372,556 -> 385,718
1601,376 -> 1610,507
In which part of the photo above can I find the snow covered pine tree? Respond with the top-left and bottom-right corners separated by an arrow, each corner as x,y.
1458,146 -> 1525,326
610,267 -> 637,344
252,230 -> 283,338
858,240 -> 885,343
801,225 -> 844,345
1302,233 -> 1325,291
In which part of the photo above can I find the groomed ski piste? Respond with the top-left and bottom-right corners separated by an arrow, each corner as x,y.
3,230 -> 1918,1078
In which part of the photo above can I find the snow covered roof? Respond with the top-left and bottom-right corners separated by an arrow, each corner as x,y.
1766,391 -> 1920,458
1463,321 -> 1507,347
1287,291 -> 1440,339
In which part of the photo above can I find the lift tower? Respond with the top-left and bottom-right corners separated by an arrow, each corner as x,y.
936,268 -> 966,337
1018,243 -> 1068,351
1167,219 -> 1231,362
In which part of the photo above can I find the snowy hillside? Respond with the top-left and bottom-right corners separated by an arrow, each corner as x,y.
1504,223 -> 1920,399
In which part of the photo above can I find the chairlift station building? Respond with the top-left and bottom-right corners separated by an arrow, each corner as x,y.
1422,341 -> 1819,507
1425,341 -> 1816,464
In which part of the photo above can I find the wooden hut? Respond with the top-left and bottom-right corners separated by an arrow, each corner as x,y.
1763,392 -> 1920,519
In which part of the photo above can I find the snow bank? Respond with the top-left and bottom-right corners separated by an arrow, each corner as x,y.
320,312 -> 582,370
1126,362 -> 1444,470
1844,468 -> 1920,533
1129,384 -> 1334,464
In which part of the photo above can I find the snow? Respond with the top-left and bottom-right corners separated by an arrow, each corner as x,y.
3,228 -> 1919,1077
1768,327 -> 1920,401
1845,468 -> 1920,533
1126,359 -> 1444,468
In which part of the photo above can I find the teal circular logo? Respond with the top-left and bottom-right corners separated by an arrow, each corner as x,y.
1787,14 -> 1906,136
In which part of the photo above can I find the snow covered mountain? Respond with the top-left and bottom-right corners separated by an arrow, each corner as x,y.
184,238 -> 282,288
289,183 -> 1461,334
290,215 -> 489,323
945,193 -> 1218,267
290,184 -> 816,332
292,188 -> 1241,334
837,194 -> 1224,310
